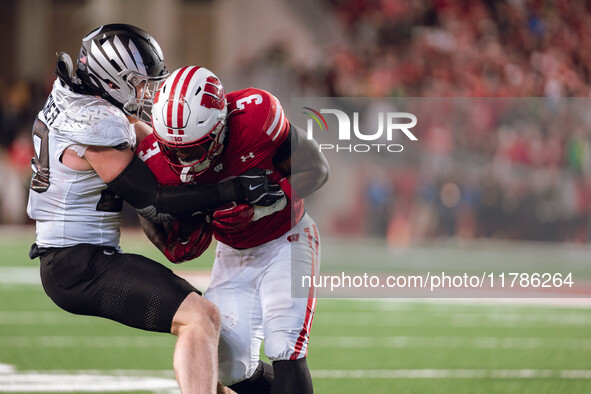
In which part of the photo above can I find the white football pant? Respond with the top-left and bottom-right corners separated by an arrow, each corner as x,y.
204,214 -> 320,385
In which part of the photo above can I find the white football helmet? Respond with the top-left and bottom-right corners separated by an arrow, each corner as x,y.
152,66 -> 227,182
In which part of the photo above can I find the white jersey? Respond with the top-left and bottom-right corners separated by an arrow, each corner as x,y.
26,78 -> 136,248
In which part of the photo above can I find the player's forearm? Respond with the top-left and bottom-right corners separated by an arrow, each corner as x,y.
138,215 -> 168,253
107,155 -> 239,222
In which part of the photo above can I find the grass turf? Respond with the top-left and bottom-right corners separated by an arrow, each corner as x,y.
1,227 -> 590,393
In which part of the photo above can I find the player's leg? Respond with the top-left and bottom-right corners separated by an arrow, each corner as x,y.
260,215 -> 320,394
171,291 -> 221,393
38,244 -> 221,393
271,358 -> 313,394
100,251 -> 222,393
227,360 -> 274,393
204,243 -> 265,389
260,267 -> 315,394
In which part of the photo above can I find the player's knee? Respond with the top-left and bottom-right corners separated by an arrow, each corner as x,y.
200,297 -> 221,332
217,359 -> 257,386
172,292 -> 221,336
217,339 -> 259,385
264,332 -> 297,361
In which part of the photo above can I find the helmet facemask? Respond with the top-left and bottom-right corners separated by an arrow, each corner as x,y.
157,118 -> 227,183
119,70 -> 168,122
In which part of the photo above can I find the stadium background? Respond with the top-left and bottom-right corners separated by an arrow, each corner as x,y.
1,0 -> 591,392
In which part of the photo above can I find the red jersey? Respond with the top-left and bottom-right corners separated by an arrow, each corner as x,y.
137,88 -> 305,249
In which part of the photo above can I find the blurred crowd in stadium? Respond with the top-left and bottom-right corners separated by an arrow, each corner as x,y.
322,0 -> 591,97
2,0 -> 591,243
343,98 -> 591,246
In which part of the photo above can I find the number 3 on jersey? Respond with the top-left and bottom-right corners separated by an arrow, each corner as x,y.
236,94 -> 263,110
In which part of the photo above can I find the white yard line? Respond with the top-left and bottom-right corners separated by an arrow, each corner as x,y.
0,364 -> 179,393
0,267 -> 40,285
0,375 -> 179,393
311,369 -> 591,379
0,364 -> 15,373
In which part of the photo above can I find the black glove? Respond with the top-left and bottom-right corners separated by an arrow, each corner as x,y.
232,169 -> 285,206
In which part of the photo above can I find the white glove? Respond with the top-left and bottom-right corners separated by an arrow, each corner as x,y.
253,195 -> 288,221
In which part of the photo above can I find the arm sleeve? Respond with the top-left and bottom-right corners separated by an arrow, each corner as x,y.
108,155 -> 238,222
272,123 -> 299,166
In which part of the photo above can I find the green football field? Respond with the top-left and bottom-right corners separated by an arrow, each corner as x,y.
1,227 -> 591,393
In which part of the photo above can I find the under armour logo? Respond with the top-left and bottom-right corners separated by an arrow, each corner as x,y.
241,152 -> 255,162
214,163 -> 224,172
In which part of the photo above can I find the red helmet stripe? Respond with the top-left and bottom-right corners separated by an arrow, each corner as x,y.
176,66 -> 200,136
166,66 -> 190,136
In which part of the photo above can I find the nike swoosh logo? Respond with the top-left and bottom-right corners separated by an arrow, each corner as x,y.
249,184 -> 263,191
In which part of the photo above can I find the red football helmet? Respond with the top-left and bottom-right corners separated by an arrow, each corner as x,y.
152,66 -> 227,182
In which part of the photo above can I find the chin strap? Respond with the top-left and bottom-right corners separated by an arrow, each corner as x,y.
180,167 -> 195,183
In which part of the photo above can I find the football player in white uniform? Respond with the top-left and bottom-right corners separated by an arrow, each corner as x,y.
139,66 -> 329,393
26,24 -> 283,394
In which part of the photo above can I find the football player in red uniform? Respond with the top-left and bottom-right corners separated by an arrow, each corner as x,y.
136,66 -> 329,393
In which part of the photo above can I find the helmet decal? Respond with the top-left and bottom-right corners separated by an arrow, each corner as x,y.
152,66 -> 228,177
201,76 -> 225,110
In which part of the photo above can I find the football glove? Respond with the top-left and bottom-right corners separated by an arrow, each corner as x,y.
164,217 -> 213,263
211,203 -> 254,234
232,168 -> 285,206
212,195 -> 288,233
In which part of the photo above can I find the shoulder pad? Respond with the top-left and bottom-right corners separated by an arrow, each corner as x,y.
228,88 -> 289,143
54,98 -> 135,148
